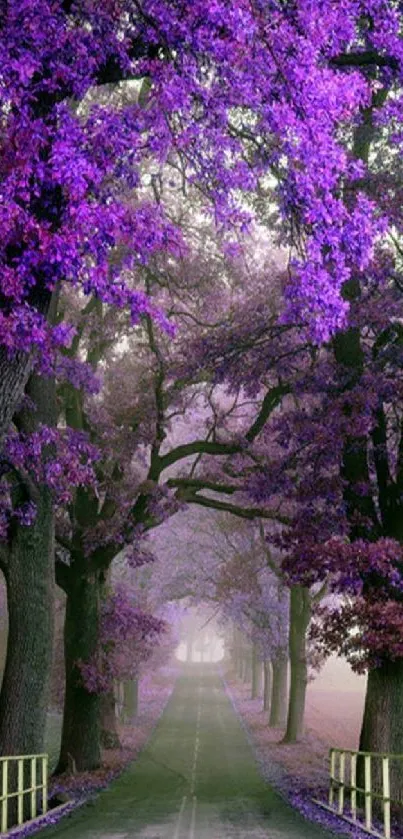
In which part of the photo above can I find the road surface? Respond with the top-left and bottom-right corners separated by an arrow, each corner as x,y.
42,666 -> 341,839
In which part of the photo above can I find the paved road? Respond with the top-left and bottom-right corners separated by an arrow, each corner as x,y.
42,666 -> 340,838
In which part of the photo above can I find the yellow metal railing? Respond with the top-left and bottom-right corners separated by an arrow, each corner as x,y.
0,754 -> 48,834
313,748 -> 403,839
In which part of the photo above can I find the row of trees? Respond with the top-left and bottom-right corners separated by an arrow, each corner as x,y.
148,510 -> 325,744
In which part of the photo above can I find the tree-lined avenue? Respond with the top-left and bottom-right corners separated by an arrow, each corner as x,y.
41,665 -> 339,839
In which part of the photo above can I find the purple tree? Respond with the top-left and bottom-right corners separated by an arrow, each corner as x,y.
2,0 -> 403,784
0,0 -> 396,439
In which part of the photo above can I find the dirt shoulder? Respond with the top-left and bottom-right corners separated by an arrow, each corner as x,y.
224,656 -> 366,797
222,663 -> 374,839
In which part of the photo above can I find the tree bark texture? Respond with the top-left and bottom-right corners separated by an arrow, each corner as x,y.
269,654 -> 288,727
0,349 -> 33,445
0,489 -> 54,758
0,284 -> 53,444
359,661 -> 403,809
251,643 -> 261,699
55,574 -> 101,773
263,660 -> 272,712
0,488 -> 55,826
282,586 -> 311,743
0,370 -> 56,826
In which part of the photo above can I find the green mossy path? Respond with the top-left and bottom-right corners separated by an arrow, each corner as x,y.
41,666 -> 342,838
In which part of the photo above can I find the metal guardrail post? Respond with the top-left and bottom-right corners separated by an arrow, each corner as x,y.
338,751 -> 345,815
30,757 -> 37,820
365,753 -> 372,831
382,756 -> 391,839
329,749 -> 336,808
42,754 -> 48,816
350,752 -> 357,820
17,758 -> 24,825
1,759 -> 8,833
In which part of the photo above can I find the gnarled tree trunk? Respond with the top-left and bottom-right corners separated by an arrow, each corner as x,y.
0,350 -> 33,445
0,283 -> 53,444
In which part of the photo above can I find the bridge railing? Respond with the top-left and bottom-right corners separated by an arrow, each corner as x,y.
0,754 -> 48,833
313,748 -> 403,839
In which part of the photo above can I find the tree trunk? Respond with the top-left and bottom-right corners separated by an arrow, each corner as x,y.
123,678 -> 139,721
234,628 -> 244,677
114,681 -> 124,719
0,283 -> 53,444
231,625 -> 240,674
263,660 -> 272,712
282,586 -> 310,743
55,574 -> 101,773
269,654 -> 288,727
358,660 -> 403,808
0,491 -> 54,759
242,647 -> 252,684
100,691 -> 120,749
0,349 -> 33,445
251,643 -> 261,699
0,489 -> 55,826
0,368 -> 56,827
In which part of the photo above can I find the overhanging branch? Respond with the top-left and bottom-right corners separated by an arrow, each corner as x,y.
167,478 -> 241,495
159,440 -> 241,472
177,490 -> 290,524
245,384 -> 289,442
159,385 -> 288,474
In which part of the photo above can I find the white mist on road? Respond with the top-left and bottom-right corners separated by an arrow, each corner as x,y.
175,607 -> 225,663
176,634 -> 225,663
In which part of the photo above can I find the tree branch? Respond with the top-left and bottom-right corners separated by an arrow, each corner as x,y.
159,440 -> 241,473
372,399 -> 395,527
167,478 -> 241,495
312,580 -> 328,604
258,521 -> 282,578
330,51 -> 399,71
176,490 -> 290,524
159,385 -> 289,474
245,384 -> 289,442
145,308 -> 167,478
